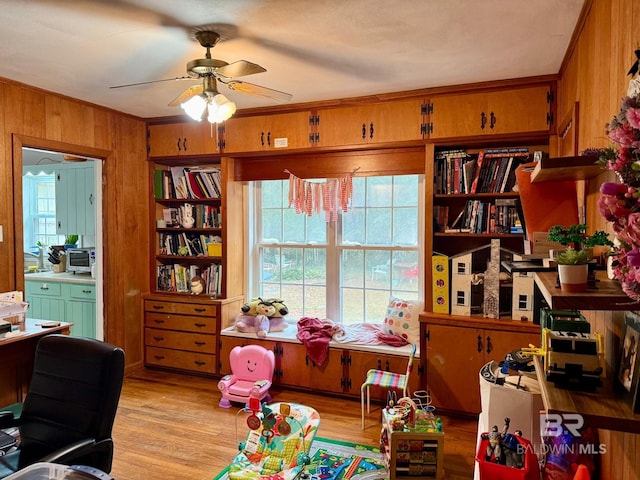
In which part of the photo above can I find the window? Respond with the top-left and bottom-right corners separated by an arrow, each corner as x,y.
250,175 -> 423,325
22,172 -> 62,251
517,294 -> 530,311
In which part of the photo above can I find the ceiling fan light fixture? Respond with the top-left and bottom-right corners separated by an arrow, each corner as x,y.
181,94 -> 207,121
212,93 -> 236,120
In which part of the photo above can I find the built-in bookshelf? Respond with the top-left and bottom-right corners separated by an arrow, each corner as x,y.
151,163 -> 227,298
432,146 -> 536,247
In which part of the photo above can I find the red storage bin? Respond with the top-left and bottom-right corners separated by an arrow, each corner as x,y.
476,434 -> 540,480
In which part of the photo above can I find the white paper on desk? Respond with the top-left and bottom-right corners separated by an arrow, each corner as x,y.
0,291 -> 23,302
0,301 -> 28,316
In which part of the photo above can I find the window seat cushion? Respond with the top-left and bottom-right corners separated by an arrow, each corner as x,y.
221,324 -> 419,358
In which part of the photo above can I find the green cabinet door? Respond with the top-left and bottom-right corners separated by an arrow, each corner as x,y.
65,283 -> 97,338
25,281 -> 65,322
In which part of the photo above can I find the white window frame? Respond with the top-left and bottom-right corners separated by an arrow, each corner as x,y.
247,175 -> 424,324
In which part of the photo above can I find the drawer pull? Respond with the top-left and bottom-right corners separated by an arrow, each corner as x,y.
194,360 -> 206,366
153,319 -> 165,325
153,336 -> 164,341
194,308 -> 206,313
40,284 -> 49,291
82,289 -> 92,294
152,305 -> 165,310
153,355 -> 165,360
194,341 -> 206,346
194,322 -> 207,328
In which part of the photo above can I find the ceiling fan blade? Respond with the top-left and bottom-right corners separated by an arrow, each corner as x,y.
168,84 -> 204,106
110,76 -> 193,89
224,80 -> 292,103
215,60 -> 266,79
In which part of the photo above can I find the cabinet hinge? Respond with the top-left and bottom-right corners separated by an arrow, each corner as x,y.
546,112 -> 554,125
418,363 -> 424,375
427,123 -> 433,134
422,102 -> 433,115
546,90 -> 555,104
314,132 -> 320,143
424,328 -> 430,341
309,133 -> 315,144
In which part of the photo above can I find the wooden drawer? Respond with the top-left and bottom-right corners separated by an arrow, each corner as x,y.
25,281 -> 62,297
145,346 -> 216,374
145,328 -> 215,353
67,283 -> 96,300
144,312 -> 216,334
144,300 -> 217,317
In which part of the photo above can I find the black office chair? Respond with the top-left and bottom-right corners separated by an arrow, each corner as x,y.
0,334 -> 125,478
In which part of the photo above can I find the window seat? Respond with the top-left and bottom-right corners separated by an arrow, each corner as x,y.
220,324 -> 419,358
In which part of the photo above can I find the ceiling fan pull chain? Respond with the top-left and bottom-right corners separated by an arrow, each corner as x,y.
480,112 -> 486,130
369,122 -> 374,139
361,123 -> 366,140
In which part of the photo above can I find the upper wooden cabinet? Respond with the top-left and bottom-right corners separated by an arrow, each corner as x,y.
148,122 -> 219,157
429,85 -> 553,139
221,111 -> 313,153
315,98 -> 426,148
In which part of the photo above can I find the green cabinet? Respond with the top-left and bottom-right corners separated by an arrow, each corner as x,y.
25,277 -> 96,338
55,163 -> 96,236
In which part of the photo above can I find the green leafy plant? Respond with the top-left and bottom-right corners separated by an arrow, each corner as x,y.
64,234 -> 78,245
548,224 -> 613,265
555,246 -> 590,265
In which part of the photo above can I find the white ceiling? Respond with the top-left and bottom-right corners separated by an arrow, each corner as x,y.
1,0 -> 584,121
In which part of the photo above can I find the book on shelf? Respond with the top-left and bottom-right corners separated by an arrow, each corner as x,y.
156,262 -> 222,296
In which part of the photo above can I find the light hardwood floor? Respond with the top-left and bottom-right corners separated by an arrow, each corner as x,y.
110,369 -> 478,480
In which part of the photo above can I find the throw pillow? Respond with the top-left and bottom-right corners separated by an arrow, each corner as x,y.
382,296 -> 422,345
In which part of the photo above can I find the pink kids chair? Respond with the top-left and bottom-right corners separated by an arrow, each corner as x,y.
218,344 -> 275,408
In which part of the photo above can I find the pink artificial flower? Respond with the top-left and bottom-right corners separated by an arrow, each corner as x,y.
609,123 -> 637,147
600,182 -> 628,195
627,107 -> 640,130
627,248 -> 640,267
622,212 -> 640,245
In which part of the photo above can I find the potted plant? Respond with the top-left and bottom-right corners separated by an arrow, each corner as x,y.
548,224 -> 613,292
64,234 -> 78,250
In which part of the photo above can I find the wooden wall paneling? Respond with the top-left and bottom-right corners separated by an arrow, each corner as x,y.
103,115 -> 148,373
0,81 -> 12,294
44,95 -> 96,147
424,143 -> 435,312
220,156 -> 245,299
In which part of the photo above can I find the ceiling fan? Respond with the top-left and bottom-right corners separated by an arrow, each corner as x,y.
110,29 -> 292,121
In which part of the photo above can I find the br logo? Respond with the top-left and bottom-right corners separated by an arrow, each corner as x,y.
541,413 -> 584,437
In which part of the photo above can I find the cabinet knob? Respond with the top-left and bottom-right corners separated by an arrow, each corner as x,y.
260,131 -> 265,146
477,335 -> 483,353
361,123 -> 366,140
194,341 -> 206,346
369,122 -> 374,139
40,284 -> 49,290
183,138 -> 187,151
194,322 -> 207,328
480,112 -> 487,130
486,336 -> 493,354
267,131 -> 271,146
489,112 -> 496,130
153,336 -> 164,342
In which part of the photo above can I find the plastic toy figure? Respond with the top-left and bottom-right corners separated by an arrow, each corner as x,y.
482,417 -> 510,463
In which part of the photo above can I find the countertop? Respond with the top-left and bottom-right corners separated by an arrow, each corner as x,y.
24,271 -> 95,285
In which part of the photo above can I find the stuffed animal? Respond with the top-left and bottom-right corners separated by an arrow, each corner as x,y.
236,297 -> 288,337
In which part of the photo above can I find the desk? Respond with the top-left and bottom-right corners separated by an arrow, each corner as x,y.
0,319 -> 72,406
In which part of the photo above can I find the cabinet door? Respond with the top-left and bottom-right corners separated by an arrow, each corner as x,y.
307,349 -> 345,393
317,99 -> 425,148
223,111 -> 312,153
277,342 -> 313,387
425,323 -> 485,414
429,85 -> 551,139
26,296 -> 66,322
82,164 -> 96,235
482,329 -> 540,364
347,350 -> 414,401
66,299 -> 96,338
484,86 -> 551,135
218,336 -> 251,374
55,168 -> 74,235
148,123 -> 216,156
